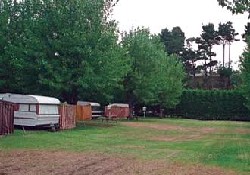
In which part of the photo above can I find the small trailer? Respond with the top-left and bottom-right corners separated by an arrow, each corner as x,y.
77,101 -> 103,119
90,102 -> 103,118
105,103 -> 130,119
2,94 -> 60,127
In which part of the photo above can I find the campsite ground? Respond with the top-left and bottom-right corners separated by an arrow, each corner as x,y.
0,118 -> 249,175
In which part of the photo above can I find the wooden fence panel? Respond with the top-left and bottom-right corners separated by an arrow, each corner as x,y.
59,104 -> 76,130
0,101 -> 15,135
76,105 -> 92,121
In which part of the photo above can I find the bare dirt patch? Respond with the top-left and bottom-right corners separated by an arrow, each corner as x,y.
0,150 -> 237,175
122,122 -> 215,142
234,128 -> 250,134
151,134 -> 203,142
122,122 -> 216,133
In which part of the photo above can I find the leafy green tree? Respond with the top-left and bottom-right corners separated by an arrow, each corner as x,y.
44,0 -> 128,104
121,28 -> 185,110
159,26 -> 185,55
152,54 -> 185,109
240,38 -> 250,109
0,0 -> 128,104
0,0 -> 25,93
241,21 -> 250,109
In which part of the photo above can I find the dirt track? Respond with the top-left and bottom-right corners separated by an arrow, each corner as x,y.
0,150 -> 237,175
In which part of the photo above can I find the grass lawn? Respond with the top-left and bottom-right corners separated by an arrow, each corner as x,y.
0,118 -> 249,174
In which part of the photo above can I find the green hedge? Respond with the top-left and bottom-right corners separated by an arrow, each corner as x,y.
173,90 -> 250,121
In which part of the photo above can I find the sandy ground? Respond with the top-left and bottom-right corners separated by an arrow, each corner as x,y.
0,150 -> 237,175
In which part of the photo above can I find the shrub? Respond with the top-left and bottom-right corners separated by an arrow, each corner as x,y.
173,90 -> 250,121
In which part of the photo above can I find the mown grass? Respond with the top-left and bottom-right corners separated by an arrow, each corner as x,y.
0,118 -> 249,173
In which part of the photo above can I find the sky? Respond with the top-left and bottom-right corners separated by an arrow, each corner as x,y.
112,0 -> 249,69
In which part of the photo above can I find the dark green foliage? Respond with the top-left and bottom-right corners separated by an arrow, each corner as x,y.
195,23 -> 219,74
217,0 -> 250,18
230,70 -> 242,88
174,90 -> 250,121
217,67 -> 233,77
240,37 -> 250,109
181,37 -> 205,76
242,22 -> 250,41
159,26 -> 185,55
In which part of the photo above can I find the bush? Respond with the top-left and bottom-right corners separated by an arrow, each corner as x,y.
173,90 -> 250,121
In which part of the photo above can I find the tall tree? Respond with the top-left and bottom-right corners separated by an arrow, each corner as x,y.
218,0 -> 250,109
159,26 -> 185,55
195,23 -> 219,75
0,0 -> 128,104
152,54 -> 185,109
181,37 -> 205,77
217,21 -> 239,68
121,28 -> 185,110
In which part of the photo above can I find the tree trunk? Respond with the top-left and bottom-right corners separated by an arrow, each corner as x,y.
159,107 -> 164,118
223,44 -> 225,68
192,60 -> 195,77
204,59 -> 207,77
209,46 -> 212,74
228,43 -> 231,68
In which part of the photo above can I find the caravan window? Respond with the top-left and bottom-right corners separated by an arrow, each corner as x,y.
19,104 -> 29,112
19,104 -> 37,112
39,105 -> 59,115
29,105 -> 36,112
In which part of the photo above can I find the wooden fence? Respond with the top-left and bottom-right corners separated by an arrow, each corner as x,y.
0,101 -> 15,135
76,104 -> 92,121
59,104 -> 76,130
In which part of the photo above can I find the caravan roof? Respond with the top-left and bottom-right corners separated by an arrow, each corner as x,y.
0,93 -> 11,100
2,94 -> 60,104
0,94 -> 5,100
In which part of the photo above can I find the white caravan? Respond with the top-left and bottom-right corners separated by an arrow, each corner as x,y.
2,94 -> 60,127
